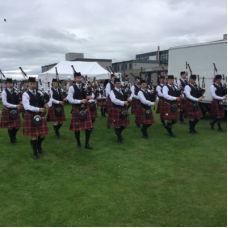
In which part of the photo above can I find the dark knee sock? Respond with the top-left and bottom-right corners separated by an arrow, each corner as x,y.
74,131 -> 81,145
211,118 -> 217,125
8,129 -> 14,142
189,120 -> 194,132
115,128 -> 121,139
216,118 -> 222,129
54,125 -> 59,136
101,109 -> 104,116
30,139 -> 38,155
179,111 -> 184,121
161,120 -> 165,124
85,130 -> 92,145
172,120 -> 177,125
14,128 -> 19,138
193,119 -> 199,129
58,123 -> 63,130
104,108 -> 106,114
38,136 -> 45,149
166,123 -> 172,134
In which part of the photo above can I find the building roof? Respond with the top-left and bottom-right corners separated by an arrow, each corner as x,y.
71,58 -> 111,62
113,60 -> 160,64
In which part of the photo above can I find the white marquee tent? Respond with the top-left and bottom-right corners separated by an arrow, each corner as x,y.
38,61 -> 111,91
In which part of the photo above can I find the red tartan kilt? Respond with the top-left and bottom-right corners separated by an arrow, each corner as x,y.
184,102 -> 203,119
19,106 -> 25,113
177,99 -> 186,109
88,103 -> 98,119
156,98 -> 164,113
70,106 -> 94,131
46,105 -> 66,122
108,106 -> 130,127
162,101 -> 180,121
97,99 -> 107,107
208,100 -> 224,118
106,97 -> 111,114
135,106 -> 155,125
0,109 -> 22,128
131,99 -> 139,115
23,112 -> 50,136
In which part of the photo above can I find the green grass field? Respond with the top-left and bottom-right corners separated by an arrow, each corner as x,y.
0,102 -> 226,227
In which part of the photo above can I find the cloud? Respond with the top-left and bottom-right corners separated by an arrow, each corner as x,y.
0,0 -> 226,79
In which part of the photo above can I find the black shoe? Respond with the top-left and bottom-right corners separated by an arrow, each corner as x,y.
169,133 -> 176,137
136,124 -> 141,128
38,147 -> 44,154
91,130 -> 94,133
210,122 -> 214,130
162,123 -> 166,127
143,135 -> 148,139
33,154 -> 39,160
118,139 -> 123,144
56,135 -> 61,139
107,124 -> 110,129
180,121 -> 186,124
120,135 -> 123,140
103,115 -> 106,117
193,129 -> 198,133
77,144 -> 82,149
218,129 -> 224,132
189,131 -> 195,134
85,144 -> 93,149
14,138 -> 18,143
10,141 -> 15,145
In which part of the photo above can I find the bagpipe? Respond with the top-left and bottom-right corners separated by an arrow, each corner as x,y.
213,63 -> 227,96
55,67 -> 67,100
187,63 -> 205,98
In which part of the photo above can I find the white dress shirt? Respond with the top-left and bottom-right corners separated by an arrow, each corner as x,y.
88,92 -> 95,103
210,84 -> 225,100
110,88 -> 125,106
2,88 -> 17,108
49,87 -> 63,104
184,84 -> 199,102
67,84 -> 84,105
99,87 -> 106,99
156,84 -> 164,98
131,84 -> 140,99
163,84 -> 178,101
22,89 -> 52,112
105,81 -> 114,97
66,82 -> 71,90
138,90 -> 154,106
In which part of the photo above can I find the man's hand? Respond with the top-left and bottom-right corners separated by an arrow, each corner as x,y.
59,101 -> 64,105
44,103 -> 49,108
127,98 -> 131,102
63,98 -> 67,101
198,98 -> 202,102
180,95 -> 184,99
223,97 -> 227,100
97,97 -> 100,100
81,99 -> 87,104
16,104 -> 21,109
124,101 -> 128,105
39,108 -> 45,113
176,97 -> 180,101
19,101 -> 22,105
86,96 -> 92,100
155,99 -> 159,102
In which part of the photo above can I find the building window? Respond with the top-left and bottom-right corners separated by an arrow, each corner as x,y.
129,63 -> 132,69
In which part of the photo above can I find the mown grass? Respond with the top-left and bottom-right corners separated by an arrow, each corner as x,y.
0,102 -> 226,227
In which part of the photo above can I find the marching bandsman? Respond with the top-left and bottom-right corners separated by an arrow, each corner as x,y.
130,77 -> 141,128
0,78 -> 22,145
136,80 -> 155,139
121,75 -> 131,110
68,72 -> 94,149
163,75 -> 181,137
156,76 -> 166,127
177,71 -> 188,124
87,82 -> 98,131
105,74 -> 116,128
184,74 -> 203,134
19,80 -> 28,118
22,77 -> 52,159
46,78 -> 67,139
108,78 -> 131,144
97,81 -> 107,117
209,74 -> 227,132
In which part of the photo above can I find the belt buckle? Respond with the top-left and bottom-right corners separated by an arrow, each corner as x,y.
80,104 -> 85,108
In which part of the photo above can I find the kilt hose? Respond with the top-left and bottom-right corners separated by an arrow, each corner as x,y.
177,99 -> 186,110
97,99 -> 107,107
88,103 -> 98,119
108,106 -> 130,127
163,100 -> 179,121
106,96 -> 111,114
47,105 -> 66,122
136,105 -> 155,125
23,112 -> 50,136
0,108 -> 22,128
131,98 -> 139,115
208,99 -> 224,118
70,105 -> 94,131
184,101 -> 203,119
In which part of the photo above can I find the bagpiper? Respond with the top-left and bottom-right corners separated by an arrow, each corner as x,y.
97,81 -> 107,117
46,78 -> 67,139
121,75 -> 131,110
162,75 -> 181,137
177,71 -> 188,124
105,74 -> 116,128
0,78 -> 22,145
108,78 -> 131,144
130,76 -> 141,128
209,74 -> 227,132
136,79 -> 156,139
67,71 -> 94,149
184,74 -> 203,134
156,75 -> 166,127
22,77 -> 52,159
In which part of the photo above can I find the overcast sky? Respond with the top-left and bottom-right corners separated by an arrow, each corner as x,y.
0,0 -> 227,79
